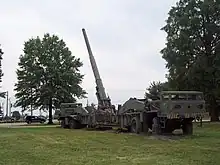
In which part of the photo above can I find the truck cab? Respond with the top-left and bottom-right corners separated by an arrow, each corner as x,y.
58,102 -> 89,129
159,91 -> 206,119
151,91 -> 207,135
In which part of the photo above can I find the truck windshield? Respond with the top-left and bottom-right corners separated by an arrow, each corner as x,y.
162,94 -> 203,100
188,94 -> 203,100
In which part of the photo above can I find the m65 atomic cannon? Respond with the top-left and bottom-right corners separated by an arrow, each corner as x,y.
58,28 -> 116,129
82,28 -> 116,128
58,29 -> 207,136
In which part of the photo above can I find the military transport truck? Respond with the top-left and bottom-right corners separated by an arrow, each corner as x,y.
58,103 -> 90,129
58,102 -> 115,129
117,91 -> 206,135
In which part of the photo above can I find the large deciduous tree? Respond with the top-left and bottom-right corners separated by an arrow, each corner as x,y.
161,0 -> 220,121
0,45 -> 4,84
0,46 -> 6,100
14,33 -> 86,124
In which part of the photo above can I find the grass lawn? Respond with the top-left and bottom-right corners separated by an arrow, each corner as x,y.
0,123 -> 220,165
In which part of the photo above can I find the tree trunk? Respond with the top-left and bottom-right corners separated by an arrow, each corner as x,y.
209,97 -> 219,122
210,107 -> 219,121
48,97 -> 53,124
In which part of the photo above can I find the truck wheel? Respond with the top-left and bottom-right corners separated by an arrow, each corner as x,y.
142,122 -> 149,133
152,117 -> 161,135
142,113 -> 149,133
183,122 -> 193,135
164,128 -> 174,134
61,120 -> 66,128
69,119 -> 77,129
131,117 -> 140,134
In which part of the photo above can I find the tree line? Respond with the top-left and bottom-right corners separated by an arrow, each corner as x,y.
0,0 -> 219,122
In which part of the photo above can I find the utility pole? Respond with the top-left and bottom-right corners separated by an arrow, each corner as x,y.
9,98 -> 12,117
2,102 -> 4,117
30,88 -> 33,116
86,99 -> 89,107
6,91 -> 8,117
0,102 -> 3,120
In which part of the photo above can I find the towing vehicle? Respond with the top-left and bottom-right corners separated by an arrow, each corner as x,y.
117,91 -> 206,135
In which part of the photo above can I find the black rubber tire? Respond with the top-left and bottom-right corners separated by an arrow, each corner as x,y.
164,128 -> 174,134
61,120 -> 66,128
69,119 -> 77,129
142,114 -> 149,133
142,122 -> 149,133
183,122 -> 193,135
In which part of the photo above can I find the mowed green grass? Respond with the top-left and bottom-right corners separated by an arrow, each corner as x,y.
0,123 -> 220,165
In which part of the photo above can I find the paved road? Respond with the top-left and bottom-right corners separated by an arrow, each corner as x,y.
0,120 -> 59,128
0,122 -> 26,127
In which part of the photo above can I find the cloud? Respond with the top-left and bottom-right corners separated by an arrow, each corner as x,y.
0,0 -> 178,114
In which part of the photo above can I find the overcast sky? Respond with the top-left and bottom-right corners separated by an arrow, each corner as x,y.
0,0 -> 178,114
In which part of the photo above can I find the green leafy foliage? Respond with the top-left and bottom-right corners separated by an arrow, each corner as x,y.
0,45 -> 4,84
0,92 -> 6,98
161,0 -> 220,121
14,33 -> 87,123
145,81 -> 170,100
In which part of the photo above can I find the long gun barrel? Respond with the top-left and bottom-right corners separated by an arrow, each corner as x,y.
82,28 -> 111,107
